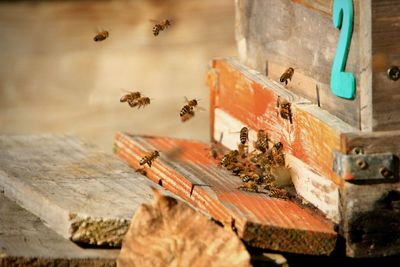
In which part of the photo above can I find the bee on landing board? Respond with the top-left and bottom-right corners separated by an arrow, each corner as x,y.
254,129 -> 269,153
280,67 -> 294,85
140,150 -> 160,167
94,30 -> 109,42
220,150 -> 239,167
151,19 -> 171,36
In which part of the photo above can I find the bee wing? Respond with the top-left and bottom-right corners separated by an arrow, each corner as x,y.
196,106 -> 206,112
149,19 -> 159,23
183,96 -> 189,103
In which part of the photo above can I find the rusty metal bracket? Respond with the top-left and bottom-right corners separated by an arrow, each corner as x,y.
333,151 -> 398,182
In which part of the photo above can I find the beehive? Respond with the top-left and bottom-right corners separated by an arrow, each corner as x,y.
207,0 -> 400,257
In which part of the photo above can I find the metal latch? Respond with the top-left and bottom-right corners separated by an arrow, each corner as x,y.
333,150 -> 398,182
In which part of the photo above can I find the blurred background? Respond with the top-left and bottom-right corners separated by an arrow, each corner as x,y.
0,0 -> 236,152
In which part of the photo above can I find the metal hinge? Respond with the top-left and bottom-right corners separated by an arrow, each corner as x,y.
333,150 -> 398,182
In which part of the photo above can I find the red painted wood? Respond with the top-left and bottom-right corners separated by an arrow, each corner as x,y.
115,132 -> 337,255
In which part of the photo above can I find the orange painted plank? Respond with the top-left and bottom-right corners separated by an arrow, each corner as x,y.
115,132 -> 337,255
207,58 -> 357,187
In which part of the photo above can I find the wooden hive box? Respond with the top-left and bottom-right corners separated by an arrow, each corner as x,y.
205,0 -> 400,258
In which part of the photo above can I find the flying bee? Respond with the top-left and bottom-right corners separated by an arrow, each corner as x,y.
94,30 -> 109,42
139,150 -> 160,167
180,108 -> 195,122
254,129 -> 269,153
151,19 -> 171,36
120,91 -> 141,103
132,96 -> 151,109
239,127 -> 249,145
220,150 -> 239,167
280,67 -> 294,85
180,104 -> 194,117
277,97 -> 293,124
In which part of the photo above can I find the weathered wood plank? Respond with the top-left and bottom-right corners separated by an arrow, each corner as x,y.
371,0 -> 400,131
207,58 -> 357,187
0,192 -> 118,266
115,132 -> 337,255
118,188 -> 251,267
213,108 -> 340,223
235,0 -> 361,128
0,134 -> 164,247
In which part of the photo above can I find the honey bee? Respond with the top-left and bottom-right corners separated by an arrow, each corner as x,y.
280,67 -> 294,85
151,19 -> 171,36
208,132 -> 223,159
220,150 -> 239,167
239,127 -> 249,145
180,97 -> 205,118
180,104 -> 194,118
238,181 -> 259,193
277,97 -> 293,124
268,142 -> 285,166
180,109 -> 195,122
139,150 -> 160,167
239,171 -> 260,183
131,96 -> 151,109
237,143 -> 248,159
94,30 -> 109,42
254,129 -> 269,153
226,162 -> 246,175
120,91 -> 141,103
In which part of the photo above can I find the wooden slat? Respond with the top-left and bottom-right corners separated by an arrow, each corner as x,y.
0,134 -> 165,247
371,0 -> 400,131
0,192 -> 118,266
207,58 -> 357,187
235,0 -> 361,128
115,132 -> 337,255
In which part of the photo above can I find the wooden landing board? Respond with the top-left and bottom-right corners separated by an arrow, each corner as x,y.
0,192 -> 118,266
207,58 -> 356,187
114,132 -> 337,255
0,135 -> 164,247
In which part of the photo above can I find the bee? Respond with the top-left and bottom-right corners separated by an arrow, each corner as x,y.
280,67 -> 294,85
180,104 -> 194,118
239,127 -> 249,145
226,162 -> 246,175
180,97 -> 204,119
120,91 -> 141,103
151,19 -> 171,36
268,142 -> 285,166
254,129 -> 269,153
131,96 -> 151,109
240,171 -> 260,183
94,30 -> 109,42
238,181 -> 259,193
220,150 -> 239,167
139,150 -> 160,167
180,109 -> 195,122
237,143 -> 248,159
277,97 -> 293,124
208,132 -> 223,159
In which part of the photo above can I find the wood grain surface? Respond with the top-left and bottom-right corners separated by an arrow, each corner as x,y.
0,192 -> 118,266
0,134 -> 164,247
115,132 -> 337,255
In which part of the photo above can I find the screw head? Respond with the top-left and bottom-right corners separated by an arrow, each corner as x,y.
380,167 -> 393,178
387,66 -> 400,81
356,159 -> 368,170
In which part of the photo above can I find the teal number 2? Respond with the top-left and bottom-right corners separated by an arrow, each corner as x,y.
331,0 -> 355,99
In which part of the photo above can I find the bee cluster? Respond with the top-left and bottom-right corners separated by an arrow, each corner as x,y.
219,127 -> 290,199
